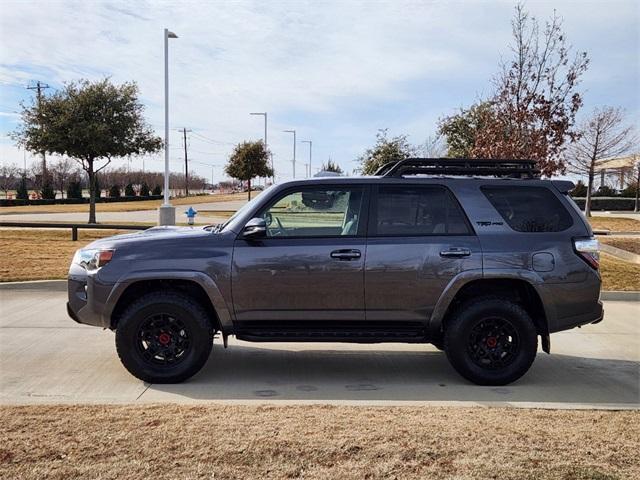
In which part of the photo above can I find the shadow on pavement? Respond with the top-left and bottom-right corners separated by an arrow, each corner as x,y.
146,344 -> 640,405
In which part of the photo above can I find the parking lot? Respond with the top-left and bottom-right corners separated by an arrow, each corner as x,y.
1,287 -> 638,409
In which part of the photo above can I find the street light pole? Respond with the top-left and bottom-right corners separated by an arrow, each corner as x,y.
250,112 -> 272,183
159,28 -> 178,226
301,140 -> 312,178
284,130 -> 296,178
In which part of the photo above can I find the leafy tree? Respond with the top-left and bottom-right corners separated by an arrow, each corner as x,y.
570,180 -> 588,197
225,140 -> 273,200
13,78 -> 162,223
152,184 -> 162,196
320,159 -> 343,174
109,185 -> 121,198
567,107 -> 636,216
67,180 -> 83,199
438,102 -> 497,158
124,183 -> 136,197
139,182 -> 150,196
16,174 -> 29,200
593,185 -> 617,197
357,129 -> 416,175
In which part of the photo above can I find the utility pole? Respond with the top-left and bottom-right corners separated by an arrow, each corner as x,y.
250,112 -> 272,183
283,130 -> 296,178
181,127 -> 192,196
26,81 -> 50,181
159,28 -> 178,226
301,140 -> 312,178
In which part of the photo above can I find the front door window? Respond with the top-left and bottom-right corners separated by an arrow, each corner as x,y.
262,187 -> 364,237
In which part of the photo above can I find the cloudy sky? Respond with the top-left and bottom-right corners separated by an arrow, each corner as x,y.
0,0 -> 638,183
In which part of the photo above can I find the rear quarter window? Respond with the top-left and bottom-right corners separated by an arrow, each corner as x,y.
481,186 -> 573,233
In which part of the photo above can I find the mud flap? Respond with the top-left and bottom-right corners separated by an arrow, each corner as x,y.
541,334 -> 551,354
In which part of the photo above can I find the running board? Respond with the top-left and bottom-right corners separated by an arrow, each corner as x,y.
234,321 -> 428,343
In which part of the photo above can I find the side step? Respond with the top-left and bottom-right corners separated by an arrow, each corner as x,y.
235,321 -> 428,343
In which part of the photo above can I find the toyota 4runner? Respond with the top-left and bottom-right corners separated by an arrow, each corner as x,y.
67,158 -> 603,386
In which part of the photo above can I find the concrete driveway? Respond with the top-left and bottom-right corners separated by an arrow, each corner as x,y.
1,288 -> 638,408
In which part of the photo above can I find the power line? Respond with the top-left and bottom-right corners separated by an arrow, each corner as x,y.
190,131 -> 236,147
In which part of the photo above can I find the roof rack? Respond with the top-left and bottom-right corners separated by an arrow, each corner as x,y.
374,158 -> 541,179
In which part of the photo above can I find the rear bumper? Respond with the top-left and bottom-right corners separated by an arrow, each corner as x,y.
551,299 -> 603,332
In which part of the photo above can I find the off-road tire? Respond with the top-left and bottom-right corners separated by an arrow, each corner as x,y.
115,291 -> 214,383
444,297 -> 537,386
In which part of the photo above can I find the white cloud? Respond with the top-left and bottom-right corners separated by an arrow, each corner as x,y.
0,0 -> 638,180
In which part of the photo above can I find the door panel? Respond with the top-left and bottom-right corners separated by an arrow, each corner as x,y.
365,184 -> 481,323
231,185 -> 368,324
232,237 -> 366,322
365,236 -> 481,321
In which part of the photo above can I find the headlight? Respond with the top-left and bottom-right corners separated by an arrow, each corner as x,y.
72,249 -> 115,271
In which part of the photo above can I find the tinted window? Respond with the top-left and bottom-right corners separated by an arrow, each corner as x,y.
481,186 -> 573,232
373,185 -> 471,236
262,187 -> 364,237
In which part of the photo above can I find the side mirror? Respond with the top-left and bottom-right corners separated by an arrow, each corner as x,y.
242,217 -> 267,239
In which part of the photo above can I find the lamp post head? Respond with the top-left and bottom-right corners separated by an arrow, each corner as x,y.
167,30 -> 178,39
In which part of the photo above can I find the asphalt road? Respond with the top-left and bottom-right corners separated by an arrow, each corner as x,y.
1,289 -> 638,409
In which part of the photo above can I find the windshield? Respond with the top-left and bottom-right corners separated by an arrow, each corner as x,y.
219,186 -> 274,232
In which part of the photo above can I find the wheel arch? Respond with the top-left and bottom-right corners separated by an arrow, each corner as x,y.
429,272 -> 552,348
106,272 -> 233,332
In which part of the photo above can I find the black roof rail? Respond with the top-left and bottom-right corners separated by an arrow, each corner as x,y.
374,158 -> 541,179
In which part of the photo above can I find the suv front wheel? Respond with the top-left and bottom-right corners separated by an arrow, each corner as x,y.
444,297 -> 538,386
115,291 -> 214,383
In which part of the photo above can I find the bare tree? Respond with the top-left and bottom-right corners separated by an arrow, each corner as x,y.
0,163 -> 20,199
567,107 -> 636,217
419,135 -> 447,158
466,4 -> 589,175
50,157 -> 76,199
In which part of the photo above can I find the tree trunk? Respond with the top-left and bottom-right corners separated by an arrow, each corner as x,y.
585,170 -> 594,218
635,165 -> 640,213
247,178 -> 251,201
88,162 -> 96,224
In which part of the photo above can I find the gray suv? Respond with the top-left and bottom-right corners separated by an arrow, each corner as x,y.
67,159 -> 603,386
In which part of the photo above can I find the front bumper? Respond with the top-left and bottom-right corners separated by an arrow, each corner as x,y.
67,264 -> 113,328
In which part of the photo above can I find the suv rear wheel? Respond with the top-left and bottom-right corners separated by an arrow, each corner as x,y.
115,292 -> 214,383
444,297 -> 537,386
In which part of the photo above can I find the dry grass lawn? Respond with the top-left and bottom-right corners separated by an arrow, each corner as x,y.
0,229 -> 126,282
589,216 -> 640,233
0,192 -> 252,215
1,230 -> 639,290
598,253 -> 640,291
600,237 -> 640,255
0,405 -> 638,480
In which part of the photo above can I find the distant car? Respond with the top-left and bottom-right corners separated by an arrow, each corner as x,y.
67,158 -> 602,385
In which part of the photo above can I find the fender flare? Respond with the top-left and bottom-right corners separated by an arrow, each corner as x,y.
427,269 -> 555,336
104,270 -> 234,331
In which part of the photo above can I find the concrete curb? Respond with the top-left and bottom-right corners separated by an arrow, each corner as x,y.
601,291 -> 640,302
0,280 -> 638,301
0,280 -> 67,291
600,244 -> 640,264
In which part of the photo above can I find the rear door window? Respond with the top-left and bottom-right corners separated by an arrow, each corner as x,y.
481,186 -> 573,232
372,185 -> 472,236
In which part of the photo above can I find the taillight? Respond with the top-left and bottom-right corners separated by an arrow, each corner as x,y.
574,237 -> 599,270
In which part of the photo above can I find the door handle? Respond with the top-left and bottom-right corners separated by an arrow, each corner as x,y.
439,247 -> 471,258
330,249 -> 361,260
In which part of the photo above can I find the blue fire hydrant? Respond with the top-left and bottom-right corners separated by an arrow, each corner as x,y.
185,207 -> 198,226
